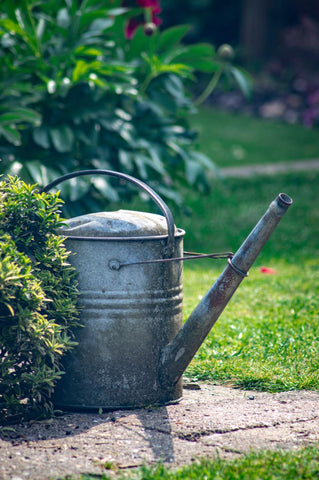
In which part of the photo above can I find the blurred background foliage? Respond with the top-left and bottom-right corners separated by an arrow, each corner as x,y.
0,0 -> 318,216
161,0 -> 319,66
0,0 -> 249,215
161,0 -> 319,128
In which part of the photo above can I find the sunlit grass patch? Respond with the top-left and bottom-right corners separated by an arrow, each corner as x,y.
78,445 -> 319,479
183,259 -> 319,392
175,170 -> 319,392
136,446 -> 319,479
137,446 -> 319,480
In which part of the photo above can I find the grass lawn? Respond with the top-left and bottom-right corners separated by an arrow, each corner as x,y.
191,107 -> 319,167
137,447 -> 319,479
173,109 -> 319,394
175,171 -> 318,261
178,170 -> 319,392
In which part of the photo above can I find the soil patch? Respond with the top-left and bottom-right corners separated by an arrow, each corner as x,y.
1,383 -> 318,479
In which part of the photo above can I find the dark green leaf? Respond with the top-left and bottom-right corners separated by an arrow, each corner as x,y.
153,183 -> 182,205
107,8 -> 130,16
125,26 -> 147,60
184,58 -> 220,73
155,63 -> 193,78
0,18 -> 25,37
24,161 -> 58,186
92,176 -> 120,202
74,46 -> 105,57
49,125 -> 74,153
33,126 -> 50,149
0,108 -> 41,126
119,149 -> 133,171
78,9 -> 117,32
72,60 -> 90,81
185,158 -> 202,185
0,125 -> 21,145
229,66 -> 252,98
57,8 -> 70,28
88,18 -> 114,35
158,25 -> 190,52
171,43 -> 215,60
163,44 -> 217,72
188,150 -> 221,178
61,176 -> 91,202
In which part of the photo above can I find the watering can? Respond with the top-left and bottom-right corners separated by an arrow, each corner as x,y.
43,170 -> 293,410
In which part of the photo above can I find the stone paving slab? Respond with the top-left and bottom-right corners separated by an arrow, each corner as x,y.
220,158 -> 319,178
1,384 -> 318,479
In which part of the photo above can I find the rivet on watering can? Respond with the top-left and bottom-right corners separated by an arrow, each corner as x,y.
108,259 -> 121,271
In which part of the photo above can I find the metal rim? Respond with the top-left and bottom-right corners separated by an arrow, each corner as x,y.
61,228 -> 185,242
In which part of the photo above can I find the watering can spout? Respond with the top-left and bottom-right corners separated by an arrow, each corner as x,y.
159,193 -> 293,389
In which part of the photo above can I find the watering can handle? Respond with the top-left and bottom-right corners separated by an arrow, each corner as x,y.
41,169 -> 176,256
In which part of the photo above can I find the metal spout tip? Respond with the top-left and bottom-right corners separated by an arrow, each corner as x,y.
278,193 -> 293,206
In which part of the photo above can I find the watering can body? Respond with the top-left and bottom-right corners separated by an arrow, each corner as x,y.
44,170 -> 293,411
53,210 -> 185,409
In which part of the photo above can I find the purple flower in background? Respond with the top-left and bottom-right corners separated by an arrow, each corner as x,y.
303,88 -> 319,127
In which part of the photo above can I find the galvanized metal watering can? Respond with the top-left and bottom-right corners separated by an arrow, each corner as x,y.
43,170 -> 293,410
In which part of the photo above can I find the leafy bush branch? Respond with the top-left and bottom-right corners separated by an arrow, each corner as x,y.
0,176 -> 80,423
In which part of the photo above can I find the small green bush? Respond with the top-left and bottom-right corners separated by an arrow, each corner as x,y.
0,176 -> 80,423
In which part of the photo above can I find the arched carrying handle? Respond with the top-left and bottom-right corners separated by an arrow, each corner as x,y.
42,169 -> 176,256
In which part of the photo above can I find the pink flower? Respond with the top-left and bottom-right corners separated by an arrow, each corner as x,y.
124,0 -> 162,39
260,266 -> 276,275
125,18 -> 140,39
137,0 -> 161,15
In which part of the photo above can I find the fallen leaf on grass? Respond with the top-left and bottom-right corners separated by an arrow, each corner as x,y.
260,266 -> 276,274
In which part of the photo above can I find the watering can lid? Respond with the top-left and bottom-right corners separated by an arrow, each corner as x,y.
59,210 -> 177,238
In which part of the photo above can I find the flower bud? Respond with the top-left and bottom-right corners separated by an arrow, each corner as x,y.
217,44 -> 235,60
143,22 -> 157,36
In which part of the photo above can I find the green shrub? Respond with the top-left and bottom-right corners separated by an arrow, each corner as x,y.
0,176 -> 80,423
0,0 -> 249,214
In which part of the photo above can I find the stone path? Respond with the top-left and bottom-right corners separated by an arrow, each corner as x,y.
1,384 -> 318,480
220,158 -> 319,178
